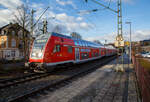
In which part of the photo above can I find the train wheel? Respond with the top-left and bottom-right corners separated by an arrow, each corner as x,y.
33,67 -> 47,73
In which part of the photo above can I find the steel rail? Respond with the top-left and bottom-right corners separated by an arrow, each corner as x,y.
0,73 -> 50,90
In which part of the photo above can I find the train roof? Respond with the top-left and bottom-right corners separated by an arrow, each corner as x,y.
53,32 -> 104,48
38,32 -> 105,48
105,45 -> 116,49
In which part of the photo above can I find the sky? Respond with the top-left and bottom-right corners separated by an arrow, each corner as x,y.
0,0 -> 150,43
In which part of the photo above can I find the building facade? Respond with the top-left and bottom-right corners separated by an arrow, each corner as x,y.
0,23 -> 31,60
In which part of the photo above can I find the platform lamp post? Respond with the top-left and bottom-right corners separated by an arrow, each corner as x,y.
125,21 -> 132,63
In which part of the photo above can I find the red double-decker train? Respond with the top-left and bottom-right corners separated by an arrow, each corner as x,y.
26,32 -> 117,72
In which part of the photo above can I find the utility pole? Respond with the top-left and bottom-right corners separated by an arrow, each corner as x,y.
33,7 -> 49,28
126,21 -> 132,63
84,0 -> 124,72
42,20 -> 48,34
31,9 -> 36,36
117,0 -> 124,71
85,0 -> 124,45
28,9 -> 36,59
117,0 -> 123,43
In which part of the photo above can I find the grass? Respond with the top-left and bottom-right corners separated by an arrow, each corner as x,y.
139,58 -> 150,72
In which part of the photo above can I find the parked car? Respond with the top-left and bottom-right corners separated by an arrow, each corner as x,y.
141,52 -> 150,58
145,52 -> 150,58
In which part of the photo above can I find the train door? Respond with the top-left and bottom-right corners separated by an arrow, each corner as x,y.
99,48 -> 101,57
51,44 -> 63,62
75,48 -> 80,61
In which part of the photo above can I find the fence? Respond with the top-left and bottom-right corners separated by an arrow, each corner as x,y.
132,55 -> 150,102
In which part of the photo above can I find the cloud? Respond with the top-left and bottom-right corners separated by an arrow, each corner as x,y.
0,0 -> 23,27
31,2 -> 92,35
80,22 -> 91,30
53,13 -> 91,32
128,30 -> 150,41
85,32 -> 117,43
76,17 -> 83,21
85,30 -> 150,43
31,3 -> 44,9
0,0 -> 22,9
56,0 -> 77,9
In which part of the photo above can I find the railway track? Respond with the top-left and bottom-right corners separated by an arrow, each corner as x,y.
0,65 -> 76,90
0,73 -> 51,90
0,56 -> 116,102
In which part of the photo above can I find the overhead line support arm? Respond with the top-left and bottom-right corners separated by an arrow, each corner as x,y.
92,0 -> 117,13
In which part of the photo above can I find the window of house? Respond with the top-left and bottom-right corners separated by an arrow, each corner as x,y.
53,45 -> 61,53
5,51 -> 10,58
19,40 -> 23,49
2,30 -> 4,35
19,51 -> 23,57
68,46 -> 72,53
1,30 -> 6,35
11,50 -> 15,57
12,30 -> 15,36
11,39 -> 16,47
18,30 -> 23,38
1,38 -> 5,48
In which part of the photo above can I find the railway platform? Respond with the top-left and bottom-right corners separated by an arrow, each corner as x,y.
35,54 -> 140,102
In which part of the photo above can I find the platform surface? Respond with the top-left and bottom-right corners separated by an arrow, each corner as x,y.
36,54 -> 140,102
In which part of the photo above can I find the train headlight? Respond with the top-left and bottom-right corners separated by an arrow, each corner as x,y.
38,52 -> 43,57
32,53 -> 36,57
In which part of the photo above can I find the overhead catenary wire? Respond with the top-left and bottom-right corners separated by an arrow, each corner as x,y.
60,1 -> 99,32
108,0 -> 112,7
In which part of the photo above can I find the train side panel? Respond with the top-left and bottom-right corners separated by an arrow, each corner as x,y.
44,35 -> 75,64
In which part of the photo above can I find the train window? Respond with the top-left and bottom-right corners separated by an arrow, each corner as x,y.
79,41 -> 81,46
81,53 -> 89,59
53,45 -> 61,53
80,41 -> 83,46
84,41 -> 87,47
75,40 -> 78,46
86,42 -> 88,47
87,42 -> 90,47
81,41 -> 84,47
79,40 -> 82,46
68,46 -> 72,53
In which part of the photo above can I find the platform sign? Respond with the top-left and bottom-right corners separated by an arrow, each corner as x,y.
114,35 -> 124,47
125,41 -> 130,46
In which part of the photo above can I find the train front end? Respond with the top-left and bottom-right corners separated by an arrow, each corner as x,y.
25,33 -> 51,72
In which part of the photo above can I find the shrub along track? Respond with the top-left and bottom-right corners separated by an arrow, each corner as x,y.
0,55 -> 116,102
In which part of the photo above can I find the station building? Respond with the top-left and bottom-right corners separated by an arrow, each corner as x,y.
140,39 -> 150,52
0,23 -> 31,60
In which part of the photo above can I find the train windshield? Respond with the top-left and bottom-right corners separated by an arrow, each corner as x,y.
31,33 -> 51,59
33,39 -> 48,50
33,34 -> 51,50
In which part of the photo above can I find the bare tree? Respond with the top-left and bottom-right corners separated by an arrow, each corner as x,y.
71,32 -> 82,39
13,4 -> 31,60
93,40 -> 102,45
52,25 -> 62,33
